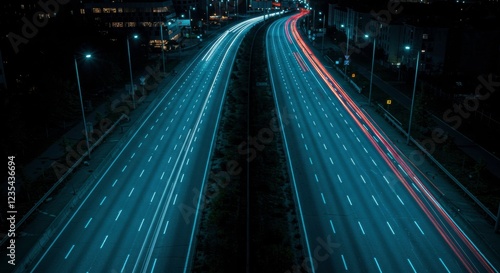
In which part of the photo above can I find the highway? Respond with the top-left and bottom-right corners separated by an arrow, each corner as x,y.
267,11 -> 498,273
22,15 -> 271,273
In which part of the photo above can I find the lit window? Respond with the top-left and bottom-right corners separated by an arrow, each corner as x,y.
80,8 -> 85,14
103,8 -> 117,13
112,22 -> 124,27
93,8 -> 102,13
126,22 -> 137,27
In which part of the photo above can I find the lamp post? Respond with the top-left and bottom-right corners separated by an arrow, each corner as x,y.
365,34 -> 376,105
127,34 -> 138,109
320,11 -> 325,54
74,54 -> 92,159
405,45 -> 421,145
341,24 -> 350,79
189,6 -> 195,36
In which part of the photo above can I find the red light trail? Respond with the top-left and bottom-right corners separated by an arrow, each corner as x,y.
286,9 -> 497,273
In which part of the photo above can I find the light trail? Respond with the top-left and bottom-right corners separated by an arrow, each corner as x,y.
286,9 -> 498,273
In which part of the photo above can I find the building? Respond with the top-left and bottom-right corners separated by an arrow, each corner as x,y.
80,0 -> 180,51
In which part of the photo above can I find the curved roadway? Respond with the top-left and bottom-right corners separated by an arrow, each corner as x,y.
267,11 -> 498,273
23,15 -> 272,273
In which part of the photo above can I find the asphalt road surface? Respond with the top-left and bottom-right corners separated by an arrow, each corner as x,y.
23,14 -> 273,273
267,11 -> 498,273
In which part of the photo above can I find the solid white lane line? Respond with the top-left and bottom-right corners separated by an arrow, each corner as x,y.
341,254 -> 348,270
121,254 -> 130,273
407,259 -> 417,273
84,218 -> 92,229
387,222 -> 395,235
372,195 -> 379,206
347,195 -> 352,206
321,193 -> 326,204
128,188 -> 134,197
138,219 -> 145,231
150,192 -> 156,203
100,235 -> 108,249
439,258 -> 451,273
374,257 -> 383,273
64,245 -> 75,259
330,220 -> 336,234
100,196 -> 106,206
358,221 -> 365,235
414,221 -> 425,235
115,210 -> 122,221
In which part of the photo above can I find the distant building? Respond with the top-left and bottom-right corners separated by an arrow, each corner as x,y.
80,0 -> 180,51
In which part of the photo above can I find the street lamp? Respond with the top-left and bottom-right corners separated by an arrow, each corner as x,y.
341,24 -> 350,79
405,45 -> 421,145
189,6 -> 196,36
74,54 -> 92,159
319,11 -> 325,54
127,34 -> 138,109
365,33 -> 376,105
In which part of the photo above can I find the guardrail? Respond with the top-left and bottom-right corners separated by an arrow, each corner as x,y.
379,107 -> 497,222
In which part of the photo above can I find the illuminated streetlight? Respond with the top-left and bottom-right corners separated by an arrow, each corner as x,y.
127,34 -> 139,109
74,53 -> 92,159
404,45 -> 421,145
